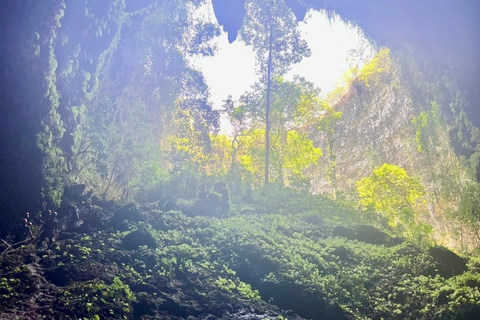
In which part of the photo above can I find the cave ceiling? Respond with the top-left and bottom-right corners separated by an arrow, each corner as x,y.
212,0 -> 480,123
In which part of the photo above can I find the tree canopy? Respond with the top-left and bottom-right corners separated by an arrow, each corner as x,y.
240,0 -> 310,191
356,163 -> 428,239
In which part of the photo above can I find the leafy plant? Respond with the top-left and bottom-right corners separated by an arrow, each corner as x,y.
356,163 -> 429,240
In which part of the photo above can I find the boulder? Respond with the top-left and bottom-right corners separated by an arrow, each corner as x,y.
258,281 -> 348,320
332,226 -> 356,240
301,213 -> 323,226
91,196 -> 116,210
234,245 -> 278,286
193,190 -> 228,217
332,245 -> 349,259
459,305 -> 480,320
76,210 -> 108,232
110,203 -> 145,230
355,225 -> 387,245
133,292 -> 158,319
58,199 -> 80,221
44,264 -> 96,286
63,184 -> 87,202
158,196 -> 177,212
122,229 -> 157,250
428,246 -> 467,278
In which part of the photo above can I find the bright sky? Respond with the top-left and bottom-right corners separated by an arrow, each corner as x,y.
190,3 -> 373,128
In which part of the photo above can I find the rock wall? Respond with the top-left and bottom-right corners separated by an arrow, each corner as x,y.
309,53 -> 476,249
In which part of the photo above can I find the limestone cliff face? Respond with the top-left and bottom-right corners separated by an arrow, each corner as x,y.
309,54 -> 473,249
312,70 -> 417,193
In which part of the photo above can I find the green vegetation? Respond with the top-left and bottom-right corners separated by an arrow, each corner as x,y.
412,102 -> 441,153
457,182 -> 480,241
356,47 -> 392,87
1,192 -> 479,319
1,0 -> 480,318
317,104 -> 343,199
356,164 -> 428,237
3,0 -> 478,250
240,0 -> 311,190
58,277 -> 135,319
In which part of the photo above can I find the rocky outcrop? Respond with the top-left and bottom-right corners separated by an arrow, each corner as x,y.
312,67 -> 422,194
258,281 -> 348,320
332,225 -> 402,246
111,203 -> 145,231
122,229 -> 157,250
428,246 -> 468,278
332,226 -> 356,240
310,54 -> 473,250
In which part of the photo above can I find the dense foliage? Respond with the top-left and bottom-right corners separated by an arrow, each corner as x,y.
1,1 -> 480,318
356,164 -> 431,245
1,192 -> 479,319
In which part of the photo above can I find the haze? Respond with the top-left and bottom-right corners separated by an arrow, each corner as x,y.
191,5 -> 373,113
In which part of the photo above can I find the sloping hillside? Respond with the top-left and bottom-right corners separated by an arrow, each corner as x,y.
1,190 -> 478,319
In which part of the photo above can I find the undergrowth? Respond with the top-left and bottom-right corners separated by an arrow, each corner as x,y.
0,192 -> 478,319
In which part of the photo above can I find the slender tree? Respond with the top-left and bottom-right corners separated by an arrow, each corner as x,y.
240,0 -> 310,193
236,77 -> 323,188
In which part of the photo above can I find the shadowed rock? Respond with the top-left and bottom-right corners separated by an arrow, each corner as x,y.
92,196 -> 116,210
110,203 -> 145,231
44,264 -> 97,287
122,229 -> 157,250
63,184 -> 88,203
355,225 -> 387,245
332,226 -> 356,240
133,292 -> 158,319
429,246 -> 467,278
258,281 -> 348,320
159,197 -> 177,212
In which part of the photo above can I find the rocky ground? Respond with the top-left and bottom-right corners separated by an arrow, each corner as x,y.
0,191 -> 479,319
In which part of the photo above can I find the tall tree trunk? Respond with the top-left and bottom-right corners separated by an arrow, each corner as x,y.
264,18 -> 273,194
230,136 -> 239,177
103,142 -> 126,200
